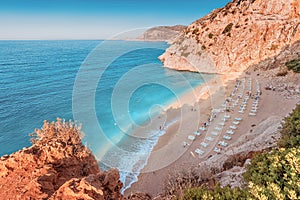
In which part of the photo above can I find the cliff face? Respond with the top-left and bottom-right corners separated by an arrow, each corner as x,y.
138,25 -> 186,42
0,119 -> 123,200
159,0 -> 300,73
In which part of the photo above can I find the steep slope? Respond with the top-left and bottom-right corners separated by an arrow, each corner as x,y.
159,0 -> 300,73
0,119 -> 123,199
138,25 -> 186,42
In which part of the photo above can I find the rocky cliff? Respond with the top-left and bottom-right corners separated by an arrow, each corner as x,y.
138,25 -> 186,42
159,0 -> 300,73
0,119 -> 123,200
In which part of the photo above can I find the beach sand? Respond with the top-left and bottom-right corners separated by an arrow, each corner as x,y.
124,72 -> 241,194
125,70 -> 299,197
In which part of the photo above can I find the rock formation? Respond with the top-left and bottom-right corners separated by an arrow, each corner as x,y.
0,119 -> 123,199
159,0 -> 300,73
138,25 -> 186,42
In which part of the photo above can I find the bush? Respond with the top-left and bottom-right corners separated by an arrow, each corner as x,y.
222,23 -> 234,34
278,104 -> 300,148
192,28 -> 199,35
276,70 -> 288,77
208,33 -> 214,39
182,52 -> 190,57
182,184 -> 252,200
245,105 -> 300,199
164,168 -> 212,197
285,58 -> 300,73
244,147 -> 300,200
30,118 -> 83,145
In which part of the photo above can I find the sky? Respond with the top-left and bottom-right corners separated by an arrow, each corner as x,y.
0,0 -> 231,40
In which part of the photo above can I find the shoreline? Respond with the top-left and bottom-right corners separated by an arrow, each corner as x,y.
124,71 -> 243,195
112,72 -> 237,191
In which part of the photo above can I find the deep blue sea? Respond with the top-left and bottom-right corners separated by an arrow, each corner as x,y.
0,40 -> 209,190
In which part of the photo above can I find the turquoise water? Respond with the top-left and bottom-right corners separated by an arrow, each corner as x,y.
0,40 -> 209,190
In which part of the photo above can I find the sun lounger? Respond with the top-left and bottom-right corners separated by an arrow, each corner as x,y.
211,132 -> 219,136
201,142 -> 208,148
226,130 -> 234,135
251,109 -> 257,113
222,118 -> 228,122
218,141 -> 228,147
188,135 -> 195,141
215,127 -> 222,131
233,121 -> 240,125
223,135 -> 231,140
224,115 -> 230,119
218,122 -> 225,126
206,136 -> 214,141
238,110 -> 244,113
249,112 -> 256,116
229,125 -> 237,130
194,131 -> 201,136
195,148 -> 204,155
234,117 -> 242,121
214,147 -> 221,153
199,127 -> 206,131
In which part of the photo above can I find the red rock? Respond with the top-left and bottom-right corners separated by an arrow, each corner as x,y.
0,119 -> 123,199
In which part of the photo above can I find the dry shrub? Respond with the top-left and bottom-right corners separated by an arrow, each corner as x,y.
163,165 -> 213,198
30,118 -> 84,146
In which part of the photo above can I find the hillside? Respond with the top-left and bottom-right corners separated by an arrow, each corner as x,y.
159,0 -> 300,73
137,25 -> 186,42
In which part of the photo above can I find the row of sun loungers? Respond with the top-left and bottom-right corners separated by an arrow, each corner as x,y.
194,79 -> 245,155
249,80 -> 261,116
213,79 -> 247,152
189,78 -> 258,157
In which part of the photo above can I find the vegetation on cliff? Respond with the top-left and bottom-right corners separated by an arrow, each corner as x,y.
285,58 -> 300,73
177,105 -> 300,200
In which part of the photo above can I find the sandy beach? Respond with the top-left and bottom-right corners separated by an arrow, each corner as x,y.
125,69 -> 299,197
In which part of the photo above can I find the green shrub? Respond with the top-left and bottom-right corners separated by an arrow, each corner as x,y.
285,58 -> 300,73
182,52 -> 190,57
278,104 -> 300,148
182,184 -> 252,200
192,28 -> 199,35
222,23 -> 233,34
244,104 -> 300,199
208,33 -> 214,39
244,147 -> 300,200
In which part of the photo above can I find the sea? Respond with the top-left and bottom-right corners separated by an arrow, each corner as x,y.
0,40 -> 210,191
